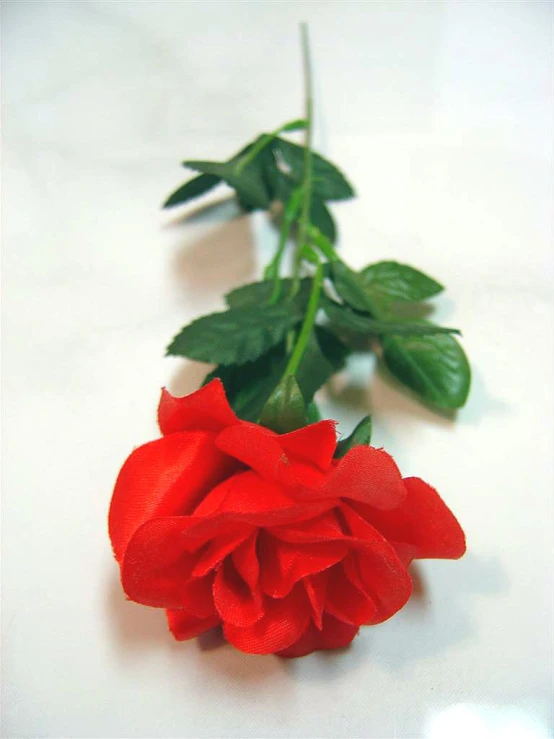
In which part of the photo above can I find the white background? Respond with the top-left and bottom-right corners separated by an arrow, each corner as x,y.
2,1 -> 553,737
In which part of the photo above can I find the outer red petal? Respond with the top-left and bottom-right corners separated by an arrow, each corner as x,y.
401,477 -> 466,559
223,584 -> 311,655
277,614 -> 359,658
322,446 -> 406,510
167,609 -> 220,641
213,559 -> 264,627
109,431 -> 235,561
193,470 -> 295,517
158,379 -> 239,435
279,421 -> 338,471
351,477 -> 466,561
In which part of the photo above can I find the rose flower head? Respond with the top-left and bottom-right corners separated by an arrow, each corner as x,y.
109,380 -> 465,657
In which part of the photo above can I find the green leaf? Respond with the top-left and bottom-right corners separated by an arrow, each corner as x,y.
322,298 -> 460,337
359,261 -> 443,307
381,331 -> 471,409
335,416 -> 372,458
260,374 -> 308,433
296,327 -> 349,401
184,137 -> 272,210
271,137 -> 355,201
204,344 -> 287,422
225,278 -> 311,311
163,173 -> 221,209
166,304 -> 301,365
306,401 -> 322,423
331,262 -> 379,314
310,197 -> 337,244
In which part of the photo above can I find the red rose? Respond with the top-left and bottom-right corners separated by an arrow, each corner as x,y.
109,379 -> 465,657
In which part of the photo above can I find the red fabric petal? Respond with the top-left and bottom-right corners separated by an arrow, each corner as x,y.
350,477 -> 466,561
397,477 -> 466,559
223,584 -> 311,654
325,562 -> 377,625
279,421 -> 338,471
322,446 -> 406,510
340,505 -> 413,624
193,470 -> 295,517
109,431 -> 235,561
268,510 -> 345,543
180,574 -> 217,618
158,379 -> 239,435
213,559 -> 264,627
258,532 -> 347,598
277,613 -> 359,658
232,532 -> 260,591
167,609 -> 220,641
192,529 -> 252,578
215,424 -> 325,490
120,516 -> 247,608
304,570 -> 328,629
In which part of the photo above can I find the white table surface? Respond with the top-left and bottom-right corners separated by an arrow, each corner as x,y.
2,2 -> 553,738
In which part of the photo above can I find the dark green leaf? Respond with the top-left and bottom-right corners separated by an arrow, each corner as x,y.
296,327 -> 349,401
271,137 -> 355,201
204,344 -> 287,421
310,197 -> 337,244
260,374 -> 308,433
163,173 -> 221,209
331,262 -> 379,314
322,298 -> 460,336
359,261 -> 443,307
166,304 -> 301,365
335,416 -> 372,458
381,332 -> 471,409
184,137 -> 272,210
225,278 -> 311,311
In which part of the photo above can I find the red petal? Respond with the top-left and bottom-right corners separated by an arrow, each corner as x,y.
323,446 -> 406,510
193,470 -> 295,517
232,532 -> 260,590
350,477 -> 466,561
109,431 -> 235,561
400,477 -> 466,559
192,528 -> 252,578
277,614 -> 359,658
120,516 -> 247,609
258,532 -> 347,598
268,510 -> 344,543
325,562 -> 377,625
304,570 -> 328,629
279,421 -> 338,471
223,584 -> 310,654
180,575 -> 217,618
158,379 -> 239,435
340,505 -> 413,623
215,424 -> 324,490
213,559 -> 264,627
167,609 -> 220,641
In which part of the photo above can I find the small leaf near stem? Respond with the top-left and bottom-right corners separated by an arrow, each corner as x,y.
233,119 -> 307,176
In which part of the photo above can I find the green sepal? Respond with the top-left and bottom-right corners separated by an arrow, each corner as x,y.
259,375 -> 308,433
334,416 -> 373,458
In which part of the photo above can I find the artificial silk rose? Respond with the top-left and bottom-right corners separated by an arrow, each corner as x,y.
109,379 -> 465,657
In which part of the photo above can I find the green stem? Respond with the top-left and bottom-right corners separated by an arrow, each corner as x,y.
284,261 -> 323,376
